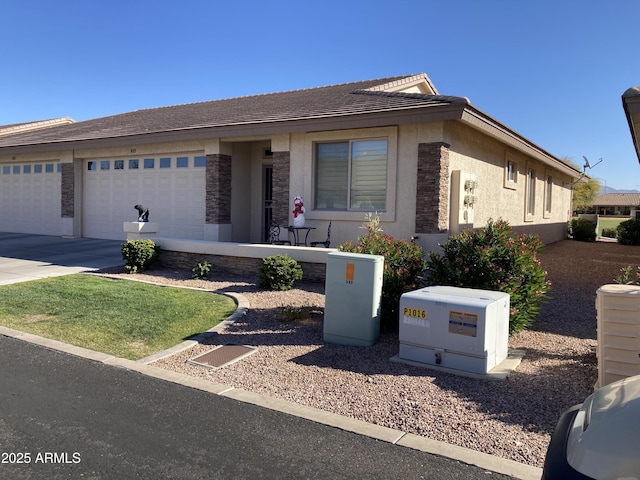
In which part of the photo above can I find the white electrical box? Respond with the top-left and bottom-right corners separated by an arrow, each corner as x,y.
324,251 -> 384,346
399,286 -> 510,374
596,284 -> 640,388
450,170 -> 477,234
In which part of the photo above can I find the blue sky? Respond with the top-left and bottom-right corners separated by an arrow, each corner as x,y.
1,0 -> 639,190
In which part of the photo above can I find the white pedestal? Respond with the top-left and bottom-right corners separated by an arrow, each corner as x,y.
123,222 -> 159,240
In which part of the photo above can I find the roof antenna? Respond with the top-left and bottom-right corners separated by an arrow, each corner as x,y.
582,156 -> 603,173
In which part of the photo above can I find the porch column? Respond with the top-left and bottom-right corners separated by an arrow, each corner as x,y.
61,163 -> 74,219
205,153 -> 232,241
271,151 -> 290,226
415,142 -> 450,234
60,154 -> 82,237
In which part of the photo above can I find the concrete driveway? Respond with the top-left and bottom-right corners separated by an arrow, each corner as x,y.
0,232 -> 124,285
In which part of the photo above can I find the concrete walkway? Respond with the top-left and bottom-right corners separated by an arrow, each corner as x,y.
0,232 -> 123,285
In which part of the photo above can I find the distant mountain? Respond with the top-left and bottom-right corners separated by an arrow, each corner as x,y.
599,186 -> 640,194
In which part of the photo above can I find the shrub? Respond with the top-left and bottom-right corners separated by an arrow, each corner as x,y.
259,255 -> 303,291
601,228 -> 617,238
569,218 -> 596,242
614,265 -> 640,285
425,219 -> 550,334
338,213 -> 427,331
121,239 -> 160,273
616,218 -> 640,245
192,260 -> 212,279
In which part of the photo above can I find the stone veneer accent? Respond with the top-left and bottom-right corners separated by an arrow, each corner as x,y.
206,154 -> 232,224
415,142 -> 450,233
159,250 -> 326,283
271,151 -> 290,225
61,163 -> 74,218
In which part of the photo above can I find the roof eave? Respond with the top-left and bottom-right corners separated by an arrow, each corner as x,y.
460,106 -> 582,179
622,87 -> 640,164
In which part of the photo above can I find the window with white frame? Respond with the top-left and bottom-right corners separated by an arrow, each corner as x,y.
526,168 -> 536,217
544,174 -> 553,215
504,156 -> 517,189
315,138 -> 387,211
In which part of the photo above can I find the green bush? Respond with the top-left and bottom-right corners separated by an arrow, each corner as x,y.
192,260 -> 212,279
426,219 -> 550,334
259,254 -> 303,291
601,228 -> 617,238
569,218 -> 597,242
280,305 -> 314,322
616,218 -> 640,245
615,265 -> 640,285
338,213 -> 427,331
121,239 -> 160,273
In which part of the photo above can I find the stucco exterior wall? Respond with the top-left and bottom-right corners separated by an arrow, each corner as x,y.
285,122 -> 450,248
443,121 -> 572,243
230,142 -> 251,242
288,125 -> 401,246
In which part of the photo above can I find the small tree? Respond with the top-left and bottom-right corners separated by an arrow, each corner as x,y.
572,178 -> 601,213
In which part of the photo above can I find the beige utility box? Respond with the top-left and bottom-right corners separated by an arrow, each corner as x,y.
596,284 -> 640,388
399,286 -> 510,374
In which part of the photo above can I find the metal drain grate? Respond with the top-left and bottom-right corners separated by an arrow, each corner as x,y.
187,344 -> 258,369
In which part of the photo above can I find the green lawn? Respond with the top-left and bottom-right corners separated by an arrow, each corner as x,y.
0,275 -> 237,360
598,217 -> 626,237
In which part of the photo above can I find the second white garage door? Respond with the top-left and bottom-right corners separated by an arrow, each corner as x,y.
0,162 -> 62,236
82,155 -> 207,240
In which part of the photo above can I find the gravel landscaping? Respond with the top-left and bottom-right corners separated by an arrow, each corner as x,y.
99,239 -> 639,468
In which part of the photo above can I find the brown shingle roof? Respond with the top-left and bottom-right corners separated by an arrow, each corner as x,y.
0,74 -> 467,149
594,193 -> 640,206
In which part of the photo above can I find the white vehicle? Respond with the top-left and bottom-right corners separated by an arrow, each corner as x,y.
542,374 -> 640,479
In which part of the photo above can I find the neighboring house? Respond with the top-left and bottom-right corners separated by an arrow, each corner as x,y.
593,193 -> 640,217
0,74 -> 580,252
0,117 -> 75,137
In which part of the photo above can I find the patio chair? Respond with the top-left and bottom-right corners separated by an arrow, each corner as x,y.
268,221 -> 291,245
310,221 -> 331,248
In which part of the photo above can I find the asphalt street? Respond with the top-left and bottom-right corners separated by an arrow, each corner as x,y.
0,335 -> 518,480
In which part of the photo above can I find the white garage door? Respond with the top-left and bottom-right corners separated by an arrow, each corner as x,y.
82,155 -> 207,240
0,162 -> 62,235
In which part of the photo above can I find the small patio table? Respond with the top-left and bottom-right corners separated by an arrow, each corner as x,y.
287,226 -> 316,246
